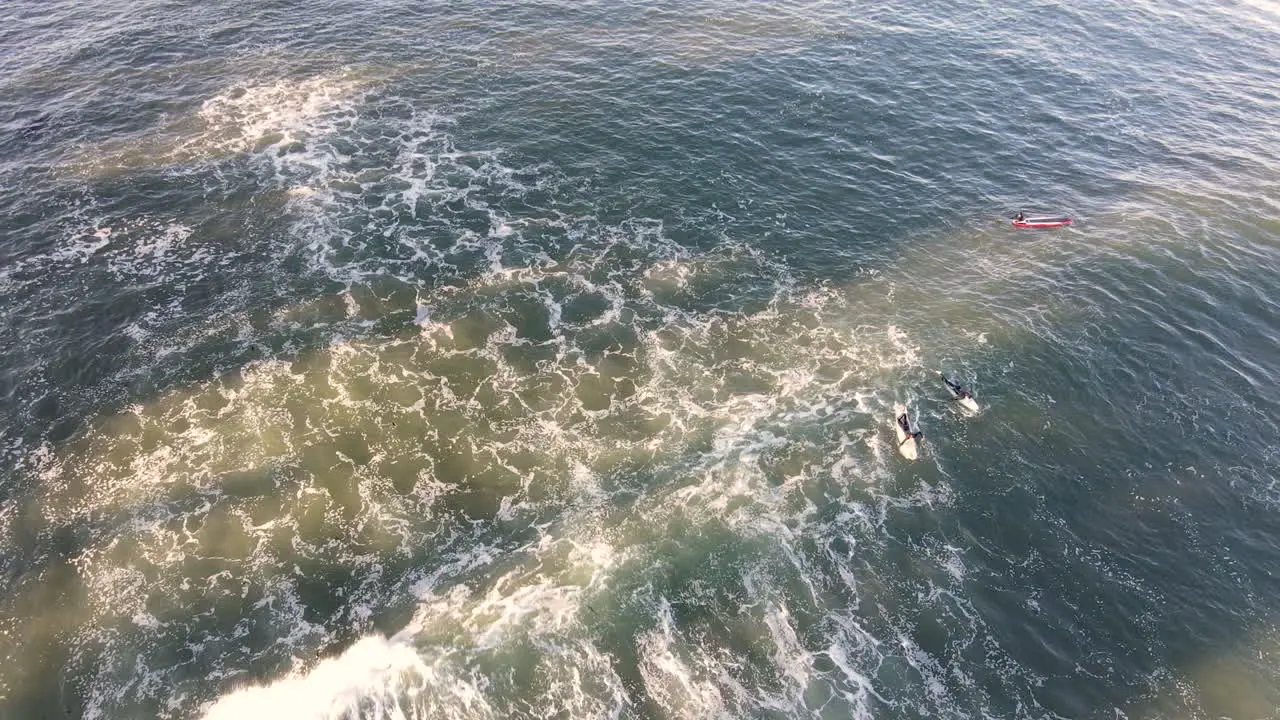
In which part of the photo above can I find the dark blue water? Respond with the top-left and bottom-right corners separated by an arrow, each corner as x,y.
2,1 -> 1280,718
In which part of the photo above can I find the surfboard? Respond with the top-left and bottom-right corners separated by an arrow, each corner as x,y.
1012,216 -> 1072,229
941,374 -> 980,413
893,403 -> 919,460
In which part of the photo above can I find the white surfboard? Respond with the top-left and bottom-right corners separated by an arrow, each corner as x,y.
893,403 -> 919,460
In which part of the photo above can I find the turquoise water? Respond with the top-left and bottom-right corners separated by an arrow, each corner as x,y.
2,1 -> 1280,718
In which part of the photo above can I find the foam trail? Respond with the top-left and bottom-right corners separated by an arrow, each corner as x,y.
63,71 -> 370,176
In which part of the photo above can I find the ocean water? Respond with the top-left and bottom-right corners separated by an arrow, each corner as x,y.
2,0 -> 1279,717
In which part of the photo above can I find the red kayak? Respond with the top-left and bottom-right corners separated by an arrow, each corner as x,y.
1012,216 -> 1072,229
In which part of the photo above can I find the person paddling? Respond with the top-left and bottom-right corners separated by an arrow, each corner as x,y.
897,413 -> 923,445
942,374 -> 974,401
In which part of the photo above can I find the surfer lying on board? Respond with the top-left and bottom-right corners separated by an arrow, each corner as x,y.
896,414 -> 923,445
942,375 -> 974,400
1013,211 -> 1025,222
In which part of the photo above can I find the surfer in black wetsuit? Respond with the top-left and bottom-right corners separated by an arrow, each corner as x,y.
942,374 -> 973,400
19,111 -> 51,141
897,414 -> 922,445
1014,211 -> 1025,222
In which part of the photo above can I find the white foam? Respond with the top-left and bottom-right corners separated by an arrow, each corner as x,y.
199,636 -> 444,720
197,74 -> 363,155
50,233 -> 112,264
637,600 -> 729,719
57,70 -> 372,180
896,633 -> 950,704
38,255 -> 967,711
940,545 -> 966,583
824,639 -> 879,718
29,267 -> 979,718
762,602 -> 817,706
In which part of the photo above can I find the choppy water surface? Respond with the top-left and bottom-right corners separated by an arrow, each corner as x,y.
2,1 -> 1280,718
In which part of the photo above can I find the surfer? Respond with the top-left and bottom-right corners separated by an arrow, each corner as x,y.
941,374 -> 981,412
896,414 -> 922,445
1012,212 -> 1072,228
941,374 -> 973,401
19,111 -> 51,141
